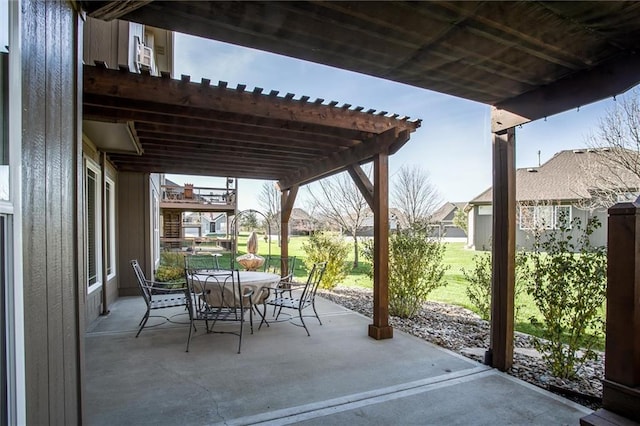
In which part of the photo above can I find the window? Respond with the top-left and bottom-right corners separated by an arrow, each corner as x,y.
477,205 -> 492,216
519,205 -> 572,230
152,191 -> 159,268
105,178 -> 115,278
85,160 -> 102,292
1,51 -> 8,201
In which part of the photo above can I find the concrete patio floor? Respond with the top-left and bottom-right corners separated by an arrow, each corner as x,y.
85,295 -> 592,425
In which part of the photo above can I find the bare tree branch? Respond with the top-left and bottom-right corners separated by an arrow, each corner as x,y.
578,88 -> 640,209
257,182 -> 281,237
306,168 -> 372,267
391,165 -> 442,229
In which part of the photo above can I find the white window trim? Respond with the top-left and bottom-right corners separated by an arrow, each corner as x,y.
519,204 -> 572,231
85,157 -> 103,294
105,177 -> 116,280
5,1 -> 25,423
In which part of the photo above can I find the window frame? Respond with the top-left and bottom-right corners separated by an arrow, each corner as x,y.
105,177 -> 116,280
85,157 -> 102,294
519,204 -> 572,230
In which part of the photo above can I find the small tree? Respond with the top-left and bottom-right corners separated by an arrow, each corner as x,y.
462,250 -> 530,321
452,208 -> 468,234
525,214 -> 607,379
302,231 -> 349,290
387,228 -> 449,318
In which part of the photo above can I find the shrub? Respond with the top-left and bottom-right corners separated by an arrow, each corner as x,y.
154,265 -> 185,284
462,250 -> 530,321
302,231 -> 349,290
387,228 -> 449,318
462,252 -> 492,320
525,215 -> 607,379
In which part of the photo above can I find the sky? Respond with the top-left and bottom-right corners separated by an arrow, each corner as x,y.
166,32 -> 635,212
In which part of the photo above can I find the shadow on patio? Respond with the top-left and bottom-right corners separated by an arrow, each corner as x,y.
85,296 -> 592,425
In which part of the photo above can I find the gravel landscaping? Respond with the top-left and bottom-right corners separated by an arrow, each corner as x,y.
319,286 -> 604,410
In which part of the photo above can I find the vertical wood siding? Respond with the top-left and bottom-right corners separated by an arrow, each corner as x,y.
117,172 -> 150,296
22,1 -> 81,424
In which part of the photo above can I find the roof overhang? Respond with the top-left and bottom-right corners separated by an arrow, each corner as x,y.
83,63 -> 420,189
82,1 -> 640,133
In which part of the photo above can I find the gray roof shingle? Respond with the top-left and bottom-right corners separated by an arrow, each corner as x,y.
469,149 -> 640,204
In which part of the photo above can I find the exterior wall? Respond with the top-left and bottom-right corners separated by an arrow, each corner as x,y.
473,206 -> 493,250
117,172 -> 151,296
21,1 -> 82,423
471,203 -> 609,251
83,17 -> 142,71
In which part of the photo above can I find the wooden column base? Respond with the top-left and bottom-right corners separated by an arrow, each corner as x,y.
368,324 -> 393,340
580,408 -> 640,426
601,380 -> 640,422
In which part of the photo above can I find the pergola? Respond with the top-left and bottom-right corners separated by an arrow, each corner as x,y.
81,2 -> 640,422
83,63 -> 420,340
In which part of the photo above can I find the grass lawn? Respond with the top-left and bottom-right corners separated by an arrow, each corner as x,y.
170,234 -> 605,349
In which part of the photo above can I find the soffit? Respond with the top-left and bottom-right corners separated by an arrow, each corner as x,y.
81,1 -> 640,129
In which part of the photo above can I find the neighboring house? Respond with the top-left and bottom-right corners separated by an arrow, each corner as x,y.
428,202 -> 467,241
467,149 -> 640,250
289,208 -> 315,235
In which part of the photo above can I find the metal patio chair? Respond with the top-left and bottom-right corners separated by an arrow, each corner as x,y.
262,262 -> 326,336
185,268 -> 253,353
184,253 -> 221,272
130,259 -> 188,338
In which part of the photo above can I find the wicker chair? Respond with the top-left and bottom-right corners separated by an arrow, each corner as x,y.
262,262 -> 326,336
130,259 -> 188,338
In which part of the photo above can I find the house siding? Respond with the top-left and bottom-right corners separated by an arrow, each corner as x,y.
472,204 -> 609,251
21,1 -> 82,423
117,172 -> 152,296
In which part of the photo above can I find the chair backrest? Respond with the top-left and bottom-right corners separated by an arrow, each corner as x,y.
131,259 -> 152,307
300,262 -> 326,306
184,253 -> 220,272
185,268 -> 245,309
262,255 -> 296,281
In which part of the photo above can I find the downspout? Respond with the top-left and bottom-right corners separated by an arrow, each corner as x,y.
100,151 -> 109,315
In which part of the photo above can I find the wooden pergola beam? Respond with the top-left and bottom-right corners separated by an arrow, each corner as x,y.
348,164 -> 374,209
492,53 -> 640,133
84,66 -> 412,134
488,126 -> 516,371
279,128 -> 408,190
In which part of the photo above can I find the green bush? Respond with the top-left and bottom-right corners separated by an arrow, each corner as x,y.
154,265 -> 185,284
462,252 -> 492,320
302,231 -> 349,289
387,229 -> 449,318
462,250 -> 530,321
160,251 -> 186,268
525,215 -> 607,379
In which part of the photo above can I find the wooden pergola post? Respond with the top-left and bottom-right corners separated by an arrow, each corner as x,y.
487,127 -> 516,371
368,152 -> 393,340
280,185 -> 298,273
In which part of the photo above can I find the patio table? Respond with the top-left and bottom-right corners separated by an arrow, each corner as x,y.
191,270 -> 281,305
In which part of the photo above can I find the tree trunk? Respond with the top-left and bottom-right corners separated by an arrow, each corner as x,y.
353,231 -> 359,268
